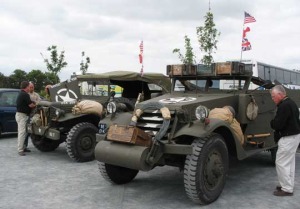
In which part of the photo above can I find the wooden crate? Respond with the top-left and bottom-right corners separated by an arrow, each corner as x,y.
215,62 -> 245,75
107,125 -> 152,147
166,64 -> 197,76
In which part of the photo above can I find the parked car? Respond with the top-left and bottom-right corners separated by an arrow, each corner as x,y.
0,88 -> 20,137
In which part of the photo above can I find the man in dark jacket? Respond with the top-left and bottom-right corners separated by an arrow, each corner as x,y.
270,85 -> 300,196
15,81 -> 36,156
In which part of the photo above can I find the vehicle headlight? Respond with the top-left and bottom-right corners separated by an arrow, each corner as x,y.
195,105 -> 209,122
55,109 -> 65,118
107,102 -> 117,114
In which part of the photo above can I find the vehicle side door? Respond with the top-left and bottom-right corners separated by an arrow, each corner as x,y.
0,91 -> 19,133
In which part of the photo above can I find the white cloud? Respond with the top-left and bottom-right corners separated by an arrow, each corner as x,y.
0,0 -> 300,81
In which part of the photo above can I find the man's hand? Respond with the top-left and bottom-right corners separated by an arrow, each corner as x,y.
29,102 -> 36,108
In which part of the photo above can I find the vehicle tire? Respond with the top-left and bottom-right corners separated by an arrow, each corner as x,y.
31,134 -> 60,152
114,97 -> 135,111
270,147 -> 278,166
98,162 -> 139,184
184,133 -> 229,205
66,122 -> 98,162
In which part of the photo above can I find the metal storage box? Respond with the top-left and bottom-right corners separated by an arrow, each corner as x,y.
107,125 -> 152,147
197,64 -> 213,75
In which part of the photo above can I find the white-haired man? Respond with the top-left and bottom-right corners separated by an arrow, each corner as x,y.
270,85 -> 300,196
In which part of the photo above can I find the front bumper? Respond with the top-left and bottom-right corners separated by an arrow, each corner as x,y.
27,124 -> 61,140
96,133 -> 106,142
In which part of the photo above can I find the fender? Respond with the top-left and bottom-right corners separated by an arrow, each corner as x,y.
99,112 -> 133,126
56,112 -> 88,122
173,118 -> 247,160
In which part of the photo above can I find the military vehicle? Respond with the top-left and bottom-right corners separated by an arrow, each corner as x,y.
27,71 -> 171,162
94,62 -> 300,204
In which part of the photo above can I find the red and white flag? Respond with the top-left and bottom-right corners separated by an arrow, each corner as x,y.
139,41 -> 144,75
139,41 -> 143,64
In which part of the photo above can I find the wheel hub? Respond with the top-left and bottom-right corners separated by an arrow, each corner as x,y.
204,150 -> 224,189
80,136 -> 93,151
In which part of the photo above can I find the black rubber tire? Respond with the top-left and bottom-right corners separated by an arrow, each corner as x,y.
184,133 -> 229,205
114,97 -> 135,111
98,162 -> 139,184
31,134 -> 60,152
66,122 -> 98,162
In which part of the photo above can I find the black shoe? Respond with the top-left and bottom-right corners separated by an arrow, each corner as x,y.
24,148 -> 31,152
18,152 -> 26,156
276,186 -> 281,191
273,190 -> 293,196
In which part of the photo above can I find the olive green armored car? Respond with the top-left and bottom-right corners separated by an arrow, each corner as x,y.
27,71 -> 171,162
95,62 -> 300,204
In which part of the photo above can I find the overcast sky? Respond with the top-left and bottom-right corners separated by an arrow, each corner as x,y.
1,0 -> 299,81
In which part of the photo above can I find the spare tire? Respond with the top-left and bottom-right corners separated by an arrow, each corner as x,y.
114,97 -> 136,111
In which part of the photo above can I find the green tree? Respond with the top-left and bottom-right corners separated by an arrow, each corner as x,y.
0,72 -> 7,88
44,72 -> 59,85
41,45 -> 67,83
173,35 -> 196,64
80,51 -> 90,75
196,11 -> 220,65
9,69 -> 28,88
27,69 -> 48,92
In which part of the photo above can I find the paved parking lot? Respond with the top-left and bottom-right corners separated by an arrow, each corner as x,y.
1,134 -> 300,209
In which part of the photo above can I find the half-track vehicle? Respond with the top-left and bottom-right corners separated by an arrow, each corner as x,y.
27,71 -> 171,162
95,62 -> 300,204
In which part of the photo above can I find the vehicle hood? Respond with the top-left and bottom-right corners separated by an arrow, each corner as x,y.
136,92 -> 239,113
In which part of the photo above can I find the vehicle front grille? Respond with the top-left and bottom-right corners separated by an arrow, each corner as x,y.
136,109 -> 175,139
36,105 -> 75,126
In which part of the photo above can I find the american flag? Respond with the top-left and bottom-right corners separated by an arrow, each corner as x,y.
244,12 -> 256,24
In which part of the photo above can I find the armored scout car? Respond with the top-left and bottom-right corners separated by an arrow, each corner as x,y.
95,62 -> 300,204
27,71 -> 171,162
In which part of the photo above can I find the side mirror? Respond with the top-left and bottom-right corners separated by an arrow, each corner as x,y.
263,80 -> 274,89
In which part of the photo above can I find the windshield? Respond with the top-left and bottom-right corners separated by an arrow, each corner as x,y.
174,78 -> 248,92
80,81 -> 123,97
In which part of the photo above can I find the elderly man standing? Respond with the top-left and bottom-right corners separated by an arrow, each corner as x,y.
15,81 -> 36,156
23,82 -> 41,152
270,85 -> 300,196
28,82 -> 41,104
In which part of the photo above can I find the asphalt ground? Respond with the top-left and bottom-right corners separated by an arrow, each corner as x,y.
1,134 -> 300,209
